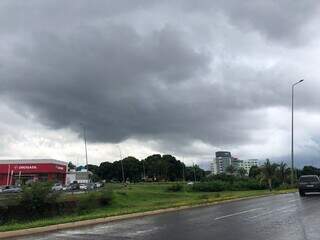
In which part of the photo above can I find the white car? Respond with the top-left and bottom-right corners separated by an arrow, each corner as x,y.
187,182 -> 194,185
52,183 -> 63,191
79,184 -> 88,190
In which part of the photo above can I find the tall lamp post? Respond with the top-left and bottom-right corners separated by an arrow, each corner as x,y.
291,79 -> 304,186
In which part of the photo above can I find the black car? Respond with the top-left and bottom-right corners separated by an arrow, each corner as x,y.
298,175 -> 320,196
67,181 -> 80,191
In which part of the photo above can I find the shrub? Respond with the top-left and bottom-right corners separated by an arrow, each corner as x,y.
230,180 -> 264,191
167,183 -> 183,192
0,184 -> 114,224
99,189 -> 113,205
77,189 -> 113,212
192,179 -> 265,192
192,181 -> 229,192
20,182 -> 60,218
277,183 -> 292,190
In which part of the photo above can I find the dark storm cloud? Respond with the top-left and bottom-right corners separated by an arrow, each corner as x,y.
1,23 -> 212,143
0,0 -> 319,148
181,0 -> 319,45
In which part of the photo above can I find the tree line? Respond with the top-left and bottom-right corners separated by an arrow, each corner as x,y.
69,154 -> 206,183
69,156 -> 319,189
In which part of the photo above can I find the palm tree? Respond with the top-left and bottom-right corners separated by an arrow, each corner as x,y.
278,162 -> 288,184
261,159 -> 278,191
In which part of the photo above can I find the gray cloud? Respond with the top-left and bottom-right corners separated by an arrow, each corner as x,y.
0,0 -> 319,159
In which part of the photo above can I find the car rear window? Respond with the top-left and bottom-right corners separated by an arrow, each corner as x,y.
299,176 -> 319,182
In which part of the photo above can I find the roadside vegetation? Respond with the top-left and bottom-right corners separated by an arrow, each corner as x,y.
0,182 -> 295,232
0,157 -> 303,232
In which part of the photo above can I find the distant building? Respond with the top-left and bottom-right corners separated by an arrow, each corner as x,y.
0,159 -> 67,186
211,152 -> 259,175
211,151 -> 232,174
239,159 -> 259,175
66,169 -> 92,185
231,158 -> 243,169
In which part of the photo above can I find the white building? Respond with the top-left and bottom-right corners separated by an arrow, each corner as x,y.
239,159 -> 259,175
66,169 -> 92,184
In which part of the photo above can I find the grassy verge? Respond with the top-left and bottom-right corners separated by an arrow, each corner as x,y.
0,183 -> 296,232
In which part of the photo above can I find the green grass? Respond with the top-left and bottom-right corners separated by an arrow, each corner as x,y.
0,183 -> 296,232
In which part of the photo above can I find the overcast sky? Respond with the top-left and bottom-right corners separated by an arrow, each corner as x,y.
0,1 -> 320,169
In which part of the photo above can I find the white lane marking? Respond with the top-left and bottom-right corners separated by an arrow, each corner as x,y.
215,208 -> 262,220
288,199 -> 299,203
248,204 -> 296,219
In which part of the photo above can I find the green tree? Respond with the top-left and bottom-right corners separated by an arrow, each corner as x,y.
68,161 -> 76,170
278,162 -> 288,184
237,167 -> 247,178
98,161 -> 113,181
226,165 -> 236,175
122,156 -> 142,182
185,165 -> 205,182
261,159 -> 278,191
301,165 -> 319,175
249,166 -> 261,178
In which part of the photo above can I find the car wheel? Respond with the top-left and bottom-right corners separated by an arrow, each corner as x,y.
299,190 -> 306,197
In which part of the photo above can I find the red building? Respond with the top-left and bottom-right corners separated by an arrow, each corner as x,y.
0,159 -> 67,186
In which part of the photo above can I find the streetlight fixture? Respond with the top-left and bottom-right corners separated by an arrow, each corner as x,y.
291,79 -> 304,186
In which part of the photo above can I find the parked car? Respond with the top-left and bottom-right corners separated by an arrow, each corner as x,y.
2,186 -> 22,193
51,183 -> 63,191
298,175 -> 320,196
79,183 -> 88,190
187,182 -> 194,185
67,181 -> 80,191
94,182 -> 103,188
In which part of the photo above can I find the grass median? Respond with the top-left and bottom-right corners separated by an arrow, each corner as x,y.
0,183 -> 296,232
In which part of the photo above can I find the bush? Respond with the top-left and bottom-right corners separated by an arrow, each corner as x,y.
192,181 -> 229,192
192,179 -> 265,192
99,188 -> 113,205
230,180 -> 264,191
167,183 -> 183,192
20,182 -> 60,218
0,184 -> 113,224
277,183 -> 292,190
78,189 -> 113,212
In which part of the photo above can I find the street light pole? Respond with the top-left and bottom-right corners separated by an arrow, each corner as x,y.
117,145 -> 125,184
291,79 -> 304,186
83,125 -> 89,172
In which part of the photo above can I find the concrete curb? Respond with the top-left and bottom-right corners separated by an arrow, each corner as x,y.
0,191 -> 296,239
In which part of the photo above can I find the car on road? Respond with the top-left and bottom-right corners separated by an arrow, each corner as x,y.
2,186 -> 22,193
298,175 -> 320,196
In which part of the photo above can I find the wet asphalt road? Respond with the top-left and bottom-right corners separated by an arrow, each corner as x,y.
14,192 -> 320,240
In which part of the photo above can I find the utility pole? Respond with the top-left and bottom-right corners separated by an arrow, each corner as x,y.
193,162 -> 197,183
142,160 -> 146,181
291,79 -> 304,186
182,156 -> 185,182
83,126 -> 88,171
117,145 -> 125,184
182,165 -> 185,183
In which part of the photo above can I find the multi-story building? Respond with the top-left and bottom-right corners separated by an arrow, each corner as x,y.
211,151 -> 259,175
239,159 -> 259,175
211,151 -> 232,174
